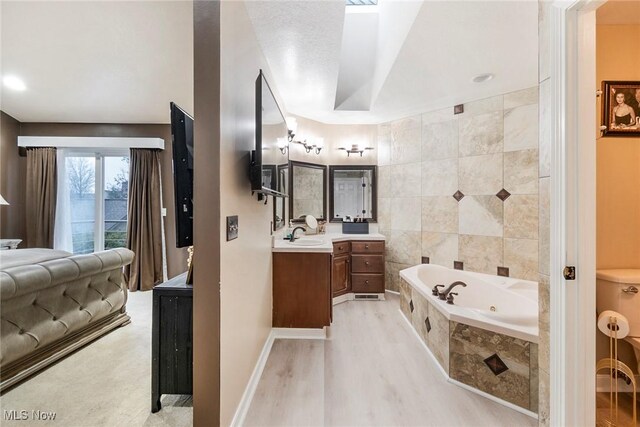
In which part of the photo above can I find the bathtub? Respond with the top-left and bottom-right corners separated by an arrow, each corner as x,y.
399,264 -> 540,415
400,264 -> 539,344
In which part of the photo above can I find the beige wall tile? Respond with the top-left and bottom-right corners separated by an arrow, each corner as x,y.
377,197 -> 392,230
539,1 -> 551,83
422,158 -> 458,197
538,274 -> 550,374
422,196 -> 458,233
459,195 -> 504,237
377,128 -> 391,166
459,234 -> 503,274
410,290 -> 430,346
459,111 -> 504,156
388,262 -> 414,293
386,230 -> 421,265
421,107 -> 456,125
391,162 -> 421,197
504,149 -> 539,195
504,86 -> 539,109
504,195 -> 539,239
539,177 -> 550,275
421,231 -> 458,268
504,238 -> 538,281
378,165 -> 391,198
504,104 -> 539,152
391,127 -> 422,165
390,114 -> 421,133
458,95 -> 503,117
538,368 -> 550,426
426,300 -> 450,373
458,153 -> 503,195
422,120 -> 458,161
391,197 -> 422,231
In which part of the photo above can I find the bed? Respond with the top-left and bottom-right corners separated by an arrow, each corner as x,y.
0,248 -> 134,392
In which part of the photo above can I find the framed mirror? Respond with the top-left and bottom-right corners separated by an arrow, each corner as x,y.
329,165 -> 377,222
273,164 -> 288,231
289,161 -> 327,222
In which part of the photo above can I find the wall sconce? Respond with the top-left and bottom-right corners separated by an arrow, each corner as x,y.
339,143 -> 374,157
286,117 -> 323,155
277,138 -> 289,155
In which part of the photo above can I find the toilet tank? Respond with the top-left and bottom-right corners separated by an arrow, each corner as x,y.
596,269 -> 640,337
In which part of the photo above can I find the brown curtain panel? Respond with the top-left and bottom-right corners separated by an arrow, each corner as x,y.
26,147 -> 57,248
125,149 -> 163,291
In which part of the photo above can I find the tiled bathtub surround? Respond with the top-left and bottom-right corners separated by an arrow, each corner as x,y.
378,87 -> 540,291
400,278 -> 539,413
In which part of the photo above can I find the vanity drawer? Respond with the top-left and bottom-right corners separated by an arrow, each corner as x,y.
351,274 -> 384,293
351,241 -> 384,254
333,242 -> 351,256
351,255 -> 384,273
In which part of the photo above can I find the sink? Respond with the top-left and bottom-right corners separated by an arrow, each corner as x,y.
289,238 -> 325,246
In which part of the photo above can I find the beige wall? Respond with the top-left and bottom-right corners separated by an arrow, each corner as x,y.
0,111 -> 26,241
17,122 -> 188,278
596,24 -> 640,269
219,2 -> 278,424
594,23 -> 640,373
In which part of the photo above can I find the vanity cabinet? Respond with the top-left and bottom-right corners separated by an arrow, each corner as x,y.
332,243 -> 351,297
331,240 -> 385,297
273,252 -> 332,329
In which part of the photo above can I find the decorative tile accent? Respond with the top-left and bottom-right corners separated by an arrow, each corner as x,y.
453,261 -> 464,270
496,188 -> 511,201
497,266 -> 510,277
454,104 -> 464,114
409,299 -> 414,313
425,317 -> 431,333
421,256 -> 430,264
453,190 -> 464,202
484,353 -> 509,376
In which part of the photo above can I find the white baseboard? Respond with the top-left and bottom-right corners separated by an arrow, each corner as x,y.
385,289 -> 400,295
596,373 -> 639,393
230,330 -> 276,427
398,309 -> 538,420
272,327 -> 327,340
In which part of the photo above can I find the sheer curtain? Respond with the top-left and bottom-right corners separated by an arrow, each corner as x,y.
53,149 -> 73,252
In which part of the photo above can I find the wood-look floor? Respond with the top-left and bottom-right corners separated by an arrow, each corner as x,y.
245,293 -> 538,427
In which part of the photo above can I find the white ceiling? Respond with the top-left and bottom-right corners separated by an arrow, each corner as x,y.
597,0 -> 640,25
247,0 -> 538,124
0,1 -> 193,124
1,0 -> 538,125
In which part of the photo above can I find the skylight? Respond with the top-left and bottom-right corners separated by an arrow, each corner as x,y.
346,0 -> 378,6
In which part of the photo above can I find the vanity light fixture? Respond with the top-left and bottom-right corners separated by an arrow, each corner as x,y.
277,138 -> 289,155
285,116 -> 323,155
295,137 -> 323,155
339,143 -> 374,157
286,117 -> 298,143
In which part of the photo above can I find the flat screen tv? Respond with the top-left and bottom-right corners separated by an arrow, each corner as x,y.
250,70 -> 288,197
170,102 -> 194,248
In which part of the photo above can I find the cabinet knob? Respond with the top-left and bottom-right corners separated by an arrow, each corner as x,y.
365,261 -> 370,265
338,246 -> 342,250
365,280 -> 369,284
365,244 -> 369,249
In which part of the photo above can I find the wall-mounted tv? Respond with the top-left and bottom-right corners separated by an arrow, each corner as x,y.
170,102 -> 194,248
249,70 -> 288,197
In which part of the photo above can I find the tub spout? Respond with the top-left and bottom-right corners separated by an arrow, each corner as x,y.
432,285 -> 444,296
439,281 -> 467,300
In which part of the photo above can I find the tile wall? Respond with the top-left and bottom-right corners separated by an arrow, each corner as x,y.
378,87 -> 540,292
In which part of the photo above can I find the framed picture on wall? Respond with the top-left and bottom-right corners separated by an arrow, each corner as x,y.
601,81 -> 640,137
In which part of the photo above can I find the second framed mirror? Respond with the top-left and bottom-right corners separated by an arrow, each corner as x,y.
289,161 -> 327,222
329,165 -> 377,222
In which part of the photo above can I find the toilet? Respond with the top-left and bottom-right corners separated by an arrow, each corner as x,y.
596,269 -> 640,372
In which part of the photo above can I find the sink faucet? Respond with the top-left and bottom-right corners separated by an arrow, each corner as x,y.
438,281 -> 467,300
289,226 -> 306,242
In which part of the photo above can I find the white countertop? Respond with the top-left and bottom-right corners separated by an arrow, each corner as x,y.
272,232 -> 385,253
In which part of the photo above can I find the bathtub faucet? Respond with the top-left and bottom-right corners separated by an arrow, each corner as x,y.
438,281 -> 467,300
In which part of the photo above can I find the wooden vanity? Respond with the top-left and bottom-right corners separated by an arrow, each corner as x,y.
273,236 -> 385,329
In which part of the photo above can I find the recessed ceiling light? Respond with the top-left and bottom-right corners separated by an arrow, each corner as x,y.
472,73 -> 494,83
3,75 -> 27,91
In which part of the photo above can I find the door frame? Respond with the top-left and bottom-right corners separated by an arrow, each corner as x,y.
549,1 -> 604,425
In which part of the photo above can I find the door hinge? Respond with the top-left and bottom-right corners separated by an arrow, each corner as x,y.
563,266 -> 576,280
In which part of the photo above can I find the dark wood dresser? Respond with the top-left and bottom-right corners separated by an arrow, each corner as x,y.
151,273 -> 193,413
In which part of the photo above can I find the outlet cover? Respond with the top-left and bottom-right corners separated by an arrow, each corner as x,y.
226,215 -> 238,241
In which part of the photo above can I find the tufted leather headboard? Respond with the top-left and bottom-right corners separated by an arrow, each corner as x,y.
0,248 -> 134,367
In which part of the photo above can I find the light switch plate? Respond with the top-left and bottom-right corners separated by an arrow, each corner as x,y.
227,215 -> 238,241
161,208 -> 167,217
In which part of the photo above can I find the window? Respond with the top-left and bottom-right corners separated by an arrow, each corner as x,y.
61,151 -> 129,254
